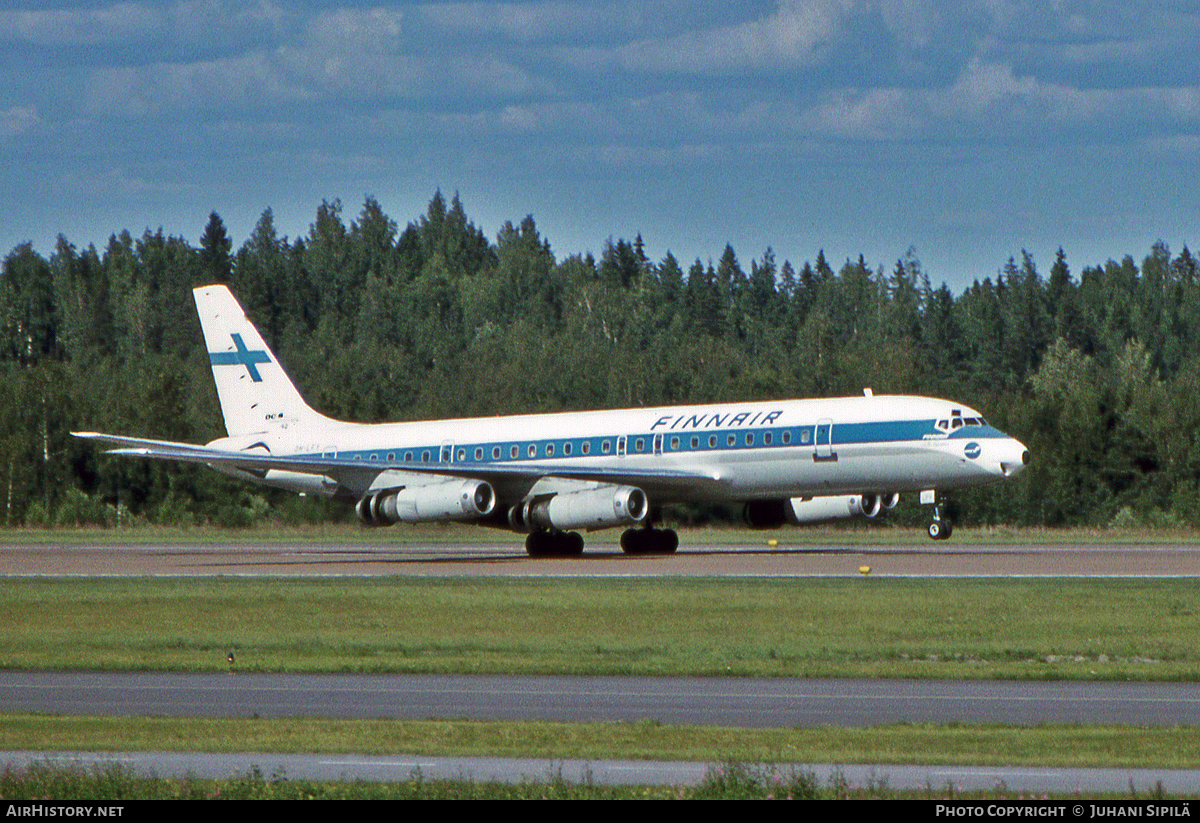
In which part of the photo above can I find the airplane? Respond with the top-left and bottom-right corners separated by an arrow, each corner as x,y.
74,284 -> 1030,556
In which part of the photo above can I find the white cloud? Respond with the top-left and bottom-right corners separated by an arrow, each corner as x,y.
562,0 -> 851,74
0,1 -> 290,50
0,106 -> 40,136
420,1 -> 629,43
937,59 -> 1200,137
802,87 -> 918,139
0,3 -> 161,47
85,49 -> 303,115
304,7 -> 404,53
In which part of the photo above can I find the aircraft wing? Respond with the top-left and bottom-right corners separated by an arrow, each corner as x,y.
71,432 -> 732,498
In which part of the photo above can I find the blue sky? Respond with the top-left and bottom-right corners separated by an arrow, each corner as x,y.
1,0 -> 1196,293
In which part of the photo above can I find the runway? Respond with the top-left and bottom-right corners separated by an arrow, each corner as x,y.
4,671 -> 1200,727
3,534 -> 1199,577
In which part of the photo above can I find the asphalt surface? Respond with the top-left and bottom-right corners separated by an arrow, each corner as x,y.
9,749 -> 1200,795
4,535 -> 1200,577
4,671 -> 1199,727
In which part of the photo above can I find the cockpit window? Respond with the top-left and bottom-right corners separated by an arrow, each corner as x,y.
937,420 -> 949,430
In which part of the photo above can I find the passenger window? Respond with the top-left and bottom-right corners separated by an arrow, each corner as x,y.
763,432 -> 772,446
690,436 -> 699,449
727,434 -> 736,447
635,438 -> 645,452
709,435 -> 717,448
582,442 -> 591,455
564,442 -> 572,456
800,429 -> 811,444
528,444 -> 537,458
602,440 -> 611,454
546,443 -> 555,456
474,447 -> 483,460
511,445 -> 519,459
782,432 -> 790,445
493,446 -> 501,459
670,436 -> 680,450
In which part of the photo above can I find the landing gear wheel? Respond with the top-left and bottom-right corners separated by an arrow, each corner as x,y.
620,527 -> 678,555
525,530 -> 586,557
525,531 -> 552,557
927,519 -> 953,540
662,528 -> 679,553
619,528 -> 643,554
926,498 -> 955,541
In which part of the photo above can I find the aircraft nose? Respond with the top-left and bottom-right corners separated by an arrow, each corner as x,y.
999,440 -> 1031,478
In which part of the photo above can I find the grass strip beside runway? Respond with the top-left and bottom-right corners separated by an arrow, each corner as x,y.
4,576 -> 1200,679
5,714 -> 1200,769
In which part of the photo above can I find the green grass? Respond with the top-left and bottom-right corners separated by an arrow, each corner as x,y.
10,759 -> 1183,800
3,576 -> 1200,679
5,568 -> 1199,796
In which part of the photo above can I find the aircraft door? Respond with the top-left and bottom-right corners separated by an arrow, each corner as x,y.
814,418 -> 837,462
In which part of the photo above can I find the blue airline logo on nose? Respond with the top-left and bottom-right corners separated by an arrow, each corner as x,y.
209,333 -> 270,382
964,441 -> 982,459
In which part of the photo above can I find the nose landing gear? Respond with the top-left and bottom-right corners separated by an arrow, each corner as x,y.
922,492 -> 954,540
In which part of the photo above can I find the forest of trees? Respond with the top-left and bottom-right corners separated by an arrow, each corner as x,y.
2,191 -> 1198,530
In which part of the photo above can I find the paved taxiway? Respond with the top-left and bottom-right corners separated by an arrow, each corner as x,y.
4,535 -> 1200,576
4,670 -> 1200,727
8,749 -> 1200,794
5,536 -> 1200,791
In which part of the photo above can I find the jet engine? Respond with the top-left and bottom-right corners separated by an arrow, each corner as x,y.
788,493 -> 898,523
513,485 -> 648,533
356,479 -> 496,526
743,493 -> 899,528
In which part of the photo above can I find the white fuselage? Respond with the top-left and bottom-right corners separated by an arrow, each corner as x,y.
212,393 -> 1029,505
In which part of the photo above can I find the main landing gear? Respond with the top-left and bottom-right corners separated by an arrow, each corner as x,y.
620,526 -> 679,555
523,527 -> 679,556
524,530 -> 585,557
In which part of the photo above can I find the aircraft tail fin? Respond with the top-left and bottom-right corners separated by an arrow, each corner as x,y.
193,284 -> 334,438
